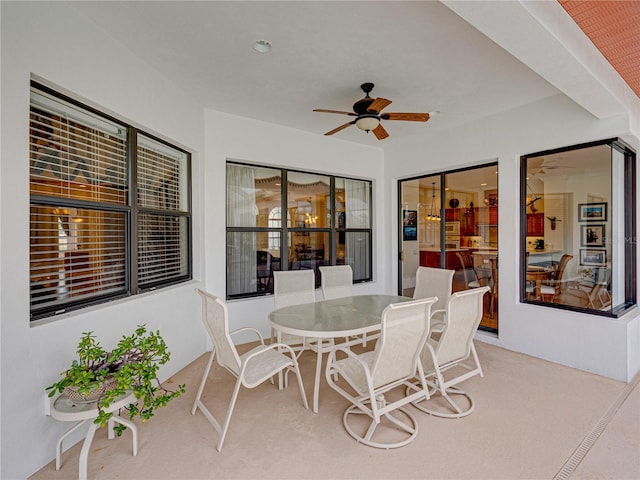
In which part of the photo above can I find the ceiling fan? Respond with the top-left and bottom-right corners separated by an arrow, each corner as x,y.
313,82 -> 432,140
528,157 -> 576,176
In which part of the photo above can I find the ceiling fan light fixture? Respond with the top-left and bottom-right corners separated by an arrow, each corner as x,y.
355,115 -> 380,132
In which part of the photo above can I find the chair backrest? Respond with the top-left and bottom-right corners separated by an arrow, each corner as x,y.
195,289 -> 241,374
413,266 -> 454,312
257,250 -> 271,267
319,265 -> 353,300
554,254 -> 573,281
490,257 -> 498,295
456,251 -> 479,286
273,270 -> 315,308
370,297 -> 437,389
552,254 -> 574,293
431,286 -> 490,367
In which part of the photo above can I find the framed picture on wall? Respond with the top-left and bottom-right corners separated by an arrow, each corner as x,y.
580,248 -> 607,267
578,202 -> 607,222
403,209 -> 417,226
403,225 -> 417,241
580,224 -> 605,247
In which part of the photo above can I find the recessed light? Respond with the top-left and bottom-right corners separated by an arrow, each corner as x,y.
253,40 -> 272,53
481,183 -> 487,186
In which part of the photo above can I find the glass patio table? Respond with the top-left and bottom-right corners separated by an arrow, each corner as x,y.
269,294 -> 412,413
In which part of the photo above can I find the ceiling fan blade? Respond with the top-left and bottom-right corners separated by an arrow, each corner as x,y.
324,122 -> 354,136
372,123 -> 389,140
367,97 -> 392,114
528,158 -> 544,170
313,109 -> 356,116
381,112 -> 430,122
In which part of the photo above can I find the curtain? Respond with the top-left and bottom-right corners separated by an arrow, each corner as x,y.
226,165 -> 257,295
345,179 -> 370,280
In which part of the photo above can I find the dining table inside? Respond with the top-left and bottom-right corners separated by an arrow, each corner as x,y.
269,294 -> 413,413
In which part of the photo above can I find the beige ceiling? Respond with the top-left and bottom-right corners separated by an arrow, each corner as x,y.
559,0 -> 640,100
67,1 -> 638,148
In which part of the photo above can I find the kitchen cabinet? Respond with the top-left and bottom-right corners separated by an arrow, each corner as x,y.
460,211 -> 475,236
445,208 -> 459,222
526,213 -> 545,236
445,208 -> 475,235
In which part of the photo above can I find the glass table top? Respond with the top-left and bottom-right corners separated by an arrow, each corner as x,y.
269,294 -> 412,337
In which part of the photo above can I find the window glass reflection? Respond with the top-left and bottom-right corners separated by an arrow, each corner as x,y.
287,172 -> 330,229
521,141 -> 633,314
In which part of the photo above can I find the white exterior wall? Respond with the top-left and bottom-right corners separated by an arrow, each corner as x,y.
1,4 -> 206,479
2,2 -> 639,479
203,110 -> 386,342
384,93 -> 640,383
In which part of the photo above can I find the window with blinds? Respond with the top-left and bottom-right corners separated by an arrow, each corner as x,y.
137,135 -> 189,287
29,82 -> 191,321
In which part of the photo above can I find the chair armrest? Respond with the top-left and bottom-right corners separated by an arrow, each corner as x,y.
230,327 -> 265,345
326,345 -> 370,376
430,309 -> 446,331
243,342 -> 297,363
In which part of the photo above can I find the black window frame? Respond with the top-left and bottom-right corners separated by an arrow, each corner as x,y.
29,81 -> 192,322
519,137 -> 636,317
225,161 -> 373,300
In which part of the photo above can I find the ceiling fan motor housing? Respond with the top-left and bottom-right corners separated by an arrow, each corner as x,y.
353,82 -> 376,114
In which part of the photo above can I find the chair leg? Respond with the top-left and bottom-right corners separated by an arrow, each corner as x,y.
470,342 -> 484,378
192,349 -> 215,415
217,377 -> 243,452
290,360 -> 309,410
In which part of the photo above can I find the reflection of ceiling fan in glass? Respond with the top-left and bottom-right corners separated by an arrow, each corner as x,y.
528,157 -> 577,176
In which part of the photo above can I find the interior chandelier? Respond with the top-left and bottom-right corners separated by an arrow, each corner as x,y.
426,182 -> 440,221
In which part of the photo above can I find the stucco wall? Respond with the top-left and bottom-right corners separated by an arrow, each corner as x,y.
203,110 -> 386,342
384,94 -> 640,383
2,3 -> 639,479
1,3 -> 206,478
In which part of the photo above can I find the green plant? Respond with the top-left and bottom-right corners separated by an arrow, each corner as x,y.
47,325 -> 185,435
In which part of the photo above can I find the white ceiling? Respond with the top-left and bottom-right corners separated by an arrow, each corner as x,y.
68,1 -> 563,148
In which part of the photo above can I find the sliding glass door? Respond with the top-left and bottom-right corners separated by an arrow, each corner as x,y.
399,163 -> 498,332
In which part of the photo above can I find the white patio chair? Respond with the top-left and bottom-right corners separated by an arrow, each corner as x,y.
319,265 -> 368,345
319,265 -> 353,299
273,270 -> 327,353
191,289 -> 308,451
325,296 -> 437,449
413,266 -> 455,335
410,286 -> 490,418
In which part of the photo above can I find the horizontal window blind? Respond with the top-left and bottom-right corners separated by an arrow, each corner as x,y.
137,135 -> 187,212
30,91 -> 127,205
138,214 -> 188,285
29,83 -> 192,320
137,134 -> 189,287
30,205 -> 127,313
